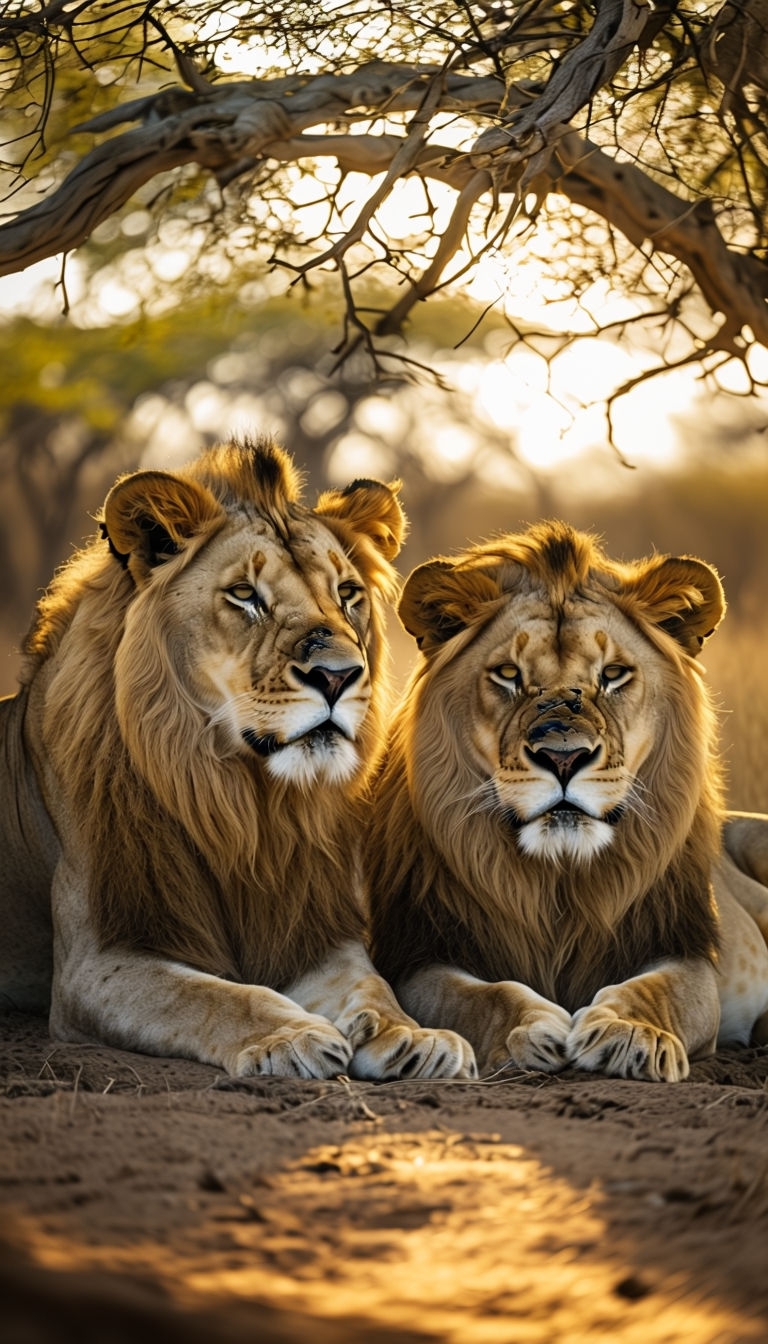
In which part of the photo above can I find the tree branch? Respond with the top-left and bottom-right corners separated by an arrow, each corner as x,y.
0,21 -> 766,380
472,0 -> 652,161
551,130 -> 768,349
0,62 -> 504,277
375,169 -> 495,335
272,68 -> 452,278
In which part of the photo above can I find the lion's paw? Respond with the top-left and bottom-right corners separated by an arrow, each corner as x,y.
349,1018 -> 477,1081
567,1006 -> 689,1082
234,1020 -> 353,1079
487,1004 -> 572,1075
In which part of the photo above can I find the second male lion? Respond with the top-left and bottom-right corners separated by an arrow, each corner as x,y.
366,521 -> 768,1081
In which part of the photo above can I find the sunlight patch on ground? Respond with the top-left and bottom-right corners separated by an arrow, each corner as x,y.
13,1130 -> 763,1344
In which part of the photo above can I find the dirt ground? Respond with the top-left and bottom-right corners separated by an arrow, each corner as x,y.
2,1011 -> 767,1344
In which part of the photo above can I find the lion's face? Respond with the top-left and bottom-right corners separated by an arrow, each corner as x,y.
102,441 -> 405,791
399,522 -> 725,864
436,590 -> 671,862
157,511 -> 377,786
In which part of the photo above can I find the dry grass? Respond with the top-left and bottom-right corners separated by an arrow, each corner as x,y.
705,616 -> 768,813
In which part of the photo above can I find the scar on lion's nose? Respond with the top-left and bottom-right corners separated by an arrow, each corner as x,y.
300,625 -> 333,659
534,689 -> 583,716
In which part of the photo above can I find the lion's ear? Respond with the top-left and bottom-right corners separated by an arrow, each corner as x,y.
102,471 -> 224,576
400,559 -> 502,651
623,555 -> 725,655
315,478 -> 407,561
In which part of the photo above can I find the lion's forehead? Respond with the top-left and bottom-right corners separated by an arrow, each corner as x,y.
485,592 -> 648,681
201,511 -> 358,597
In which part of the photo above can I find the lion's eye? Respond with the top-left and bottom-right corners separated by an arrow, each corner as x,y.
229,583 -> 256,602
225,583 -> 266,616
601,663 -> 632,690
338,580 -> 363,606
491,663 -> 521,688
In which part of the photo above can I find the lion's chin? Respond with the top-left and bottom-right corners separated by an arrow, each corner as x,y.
263,729 -> 361,788
516,810 -> 616,863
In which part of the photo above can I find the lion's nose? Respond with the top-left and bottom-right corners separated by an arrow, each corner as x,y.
528,743 -> 599,785
293,663 -> 363,707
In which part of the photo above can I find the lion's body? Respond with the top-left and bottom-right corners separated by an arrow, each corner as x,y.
0,438 -> 474,1080
367,522 -> 768,1081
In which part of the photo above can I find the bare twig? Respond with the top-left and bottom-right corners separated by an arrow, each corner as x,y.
0,2 -> 765,394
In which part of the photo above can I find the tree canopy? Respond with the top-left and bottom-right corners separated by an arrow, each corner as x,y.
1,0 -> 767,424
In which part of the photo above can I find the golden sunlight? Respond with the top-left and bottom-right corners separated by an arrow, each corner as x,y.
470,343 -> 700,472
12,1131 -> 761,1344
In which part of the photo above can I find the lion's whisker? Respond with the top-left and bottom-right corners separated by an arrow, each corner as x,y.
207,694 -> 254,728
451,778 -> 501,824
621,776 -> 658,823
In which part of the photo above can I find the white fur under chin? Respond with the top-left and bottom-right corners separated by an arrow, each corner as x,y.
517,815 -> 615,863
266,736 -> 360,788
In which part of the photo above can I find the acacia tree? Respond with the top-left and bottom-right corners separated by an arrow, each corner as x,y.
1,0 -> 767,434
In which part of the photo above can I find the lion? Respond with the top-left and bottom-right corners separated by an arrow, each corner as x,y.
366,520 -> 768,1082
0,436 -> 475,1081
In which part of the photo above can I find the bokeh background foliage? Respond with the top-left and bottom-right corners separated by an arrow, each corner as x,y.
0,0 -> 767,808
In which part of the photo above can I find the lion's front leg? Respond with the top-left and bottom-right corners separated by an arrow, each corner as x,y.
566,957 -> 720,1083
287,942 -> 477,1081
53,953 -> 354,1079
50,865 -> 353,1079
53,957 -> 353,1079
393,964 -> 572,1075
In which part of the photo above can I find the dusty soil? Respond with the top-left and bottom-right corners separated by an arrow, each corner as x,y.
2,1011 -> 767,1344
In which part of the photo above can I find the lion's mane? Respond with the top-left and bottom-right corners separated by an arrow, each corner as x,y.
23,437 -> 403,991
367,522 -> 724,1011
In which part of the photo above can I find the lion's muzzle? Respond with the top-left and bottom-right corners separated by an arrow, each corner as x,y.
523,688 -> 603,789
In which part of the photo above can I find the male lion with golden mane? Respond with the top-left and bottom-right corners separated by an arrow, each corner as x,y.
366,521 -> 768,1082
0,437 -> 474,1081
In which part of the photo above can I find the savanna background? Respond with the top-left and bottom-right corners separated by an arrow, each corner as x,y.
2,2 -> 768,1341
3,286 -> 768,808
